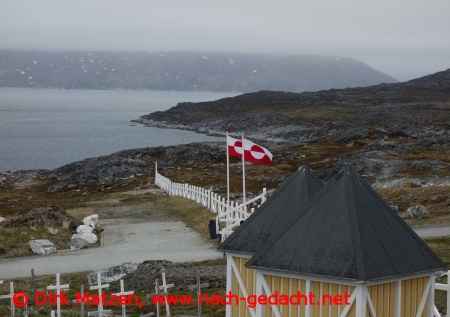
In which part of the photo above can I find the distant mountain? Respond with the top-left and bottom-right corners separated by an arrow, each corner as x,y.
0,50 -> 397,92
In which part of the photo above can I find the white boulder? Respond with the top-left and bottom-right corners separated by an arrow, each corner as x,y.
70,234 -> 90,250
401,205 -> 429,219
76,224 -> 93,235
29,239 -> 57,255
83,214 -> 99,229
0,216 -> 6,223
79,232 -> 98,244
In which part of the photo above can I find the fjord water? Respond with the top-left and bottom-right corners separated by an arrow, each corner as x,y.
0,88 -> 238,172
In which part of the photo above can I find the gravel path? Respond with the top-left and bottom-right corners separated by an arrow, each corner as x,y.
413,226 -> 450,239
0,219 -> 221,279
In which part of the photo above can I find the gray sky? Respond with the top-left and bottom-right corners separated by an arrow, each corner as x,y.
1,0 -> 449,81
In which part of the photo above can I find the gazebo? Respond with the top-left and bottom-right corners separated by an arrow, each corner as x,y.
245,164 -> 446,317
218,165 -> 325,317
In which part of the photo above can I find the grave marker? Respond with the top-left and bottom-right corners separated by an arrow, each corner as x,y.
0,281 -> 15,317
188,272 -> 209,317
71,285 -> 85,317
159,273 -> 174,316
88,273 -> 111,317
146,279 -> 167,317
47,273 -> 70,317
112,279 -> 134,317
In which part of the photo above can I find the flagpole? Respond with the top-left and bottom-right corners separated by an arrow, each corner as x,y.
241,134 -> 246,212
226,132 -> 230,207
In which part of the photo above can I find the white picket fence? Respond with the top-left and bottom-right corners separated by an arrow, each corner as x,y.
154,163 -> 267,241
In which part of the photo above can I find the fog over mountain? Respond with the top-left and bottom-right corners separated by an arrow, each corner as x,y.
0,50 -> 397,93
1,0 -> 449,81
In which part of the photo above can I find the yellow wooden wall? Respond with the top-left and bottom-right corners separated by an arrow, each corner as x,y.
367,276 -> 430,317
229,255 -> 431,317
262,275 -> 356,317
232,256 -> 257,317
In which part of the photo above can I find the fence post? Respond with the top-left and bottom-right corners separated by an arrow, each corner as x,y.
262,188 -> 267,203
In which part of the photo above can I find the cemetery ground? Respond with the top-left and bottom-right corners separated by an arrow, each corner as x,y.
1,140 -> 450,315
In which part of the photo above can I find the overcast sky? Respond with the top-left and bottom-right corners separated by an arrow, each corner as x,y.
1,0 -> 449,81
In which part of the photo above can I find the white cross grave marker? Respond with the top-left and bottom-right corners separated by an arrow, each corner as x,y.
112,279 -> 134,317
188,271 -> 209,317
147,279 -> 168,317
47,273 -> 70,317
159,273 -> 174,316
88,273 -> 111,317
0,281 -> 15,317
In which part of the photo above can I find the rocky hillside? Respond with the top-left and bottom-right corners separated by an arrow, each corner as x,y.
0,50 -> 397,92
135,69 -> 450,146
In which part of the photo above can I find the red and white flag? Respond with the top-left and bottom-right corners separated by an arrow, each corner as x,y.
243,138 -> 273,165
227,135 -> 243,158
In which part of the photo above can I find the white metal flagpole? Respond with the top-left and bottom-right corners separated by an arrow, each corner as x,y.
241,134 -> 246,212
226,132 -> 230,206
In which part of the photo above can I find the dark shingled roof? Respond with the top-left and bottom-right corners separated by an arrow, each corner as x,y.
246,164 -> 447,281
218,165 -> 324,254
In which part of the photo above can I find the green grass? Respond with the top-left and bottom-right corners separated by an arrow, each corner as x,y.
0,226 -> 73,258
152,196 -> 217,241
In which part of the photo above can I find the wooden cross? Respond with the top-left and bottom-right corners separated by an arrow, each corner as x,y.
157,273 -> 175,316
47,273 -> 70,317
112,279 -> 134,317
0,281 -> 15,317
25,269 -> 45,298
188,272 -> 209,317
71,285 -> 85,317
146,279 -> 168,317
88,273 -> 111,317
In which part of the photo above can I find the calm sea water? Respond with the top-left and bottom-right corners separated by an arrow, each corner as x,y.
0,88 -> 238,172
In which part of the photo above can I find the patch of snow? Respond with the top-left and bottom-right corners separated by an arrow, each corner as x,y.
335,57 -> 340,60
96,72 -> 100,74
28,77 -> 33,79
160,54 -> 166,57
252,70 -> 257,73
90,60 -> 94,63
112,69 -> 115,71
33,60 -> 38,65
202,56 -> 208,59
193,85 -> 196,87
324,64 -> 326,66
84,70 -> 87,72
